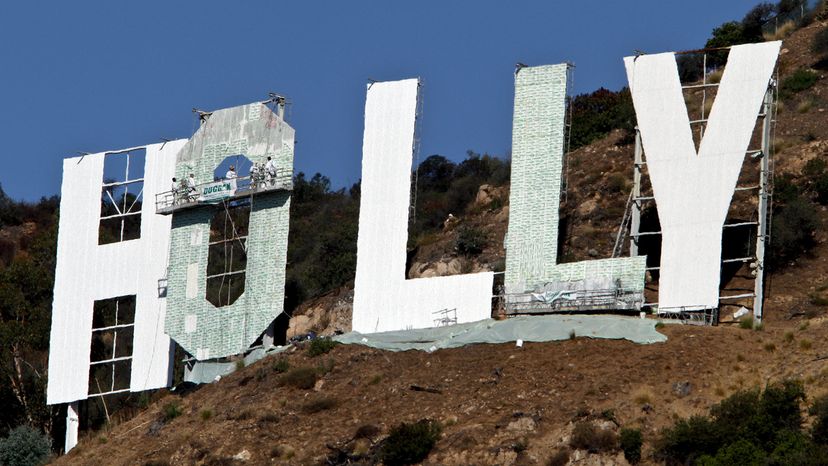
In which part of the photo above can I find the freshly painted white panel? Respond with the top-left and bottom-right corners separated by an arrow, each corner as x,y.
185,263 -> 199,299
184,314 -> 197,333
46,140 -> 185,405
624,42 -> 780,310
352,79 -> 494,333
65,403 -> 79,452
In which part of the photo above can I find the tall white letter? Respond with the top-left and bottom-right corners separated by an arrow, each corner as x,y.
624,42 -> 780,310
352,79 -> 494,333
505,64 -> 646,308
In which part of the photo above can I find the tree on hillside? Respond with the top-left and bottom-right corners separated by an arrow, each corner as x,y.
569,88 -> 635,150
742,3 -> 777,42
0,214 -> 58,440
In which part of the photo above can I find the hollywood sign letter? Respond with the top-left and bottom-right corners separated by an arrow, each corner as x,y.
351,79 -> 495,333
624,41 -> 781,310
504,64 -> 646,309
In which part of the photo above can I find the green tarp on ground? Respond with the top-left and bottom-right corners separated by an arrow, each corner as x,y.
183,315 -> 666,384
334,315 -> 667,352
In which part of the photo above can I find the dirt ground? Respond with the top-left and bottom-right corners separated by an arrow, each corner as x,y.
54,317 -> 828,466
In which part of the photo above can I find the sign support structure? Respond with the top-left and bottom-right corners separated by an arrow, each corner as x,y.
626,50 -> 777,325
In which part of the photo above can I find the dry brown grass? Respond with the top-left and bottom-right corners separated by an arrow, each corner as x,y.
763,20 -> 797,41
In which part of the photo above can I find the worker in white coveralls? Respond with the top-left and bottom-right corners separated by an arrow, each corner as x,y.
171,177 -> 180,204
249,163 -> 262,189
265,156 -> 277,185
225,165 -> 237,179
187,173 -> 197,201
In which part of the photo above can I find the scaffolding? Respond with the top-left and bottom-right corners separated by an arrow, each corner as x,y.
505,287 -> 644,316
432,308 -> 458,327
618,48 -> 777,325
155,170 -> 292,214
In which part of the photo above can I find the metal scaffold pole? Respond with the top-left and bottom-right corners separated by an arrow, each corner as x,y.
754,86 -> 774,324
630,129 -> 643,257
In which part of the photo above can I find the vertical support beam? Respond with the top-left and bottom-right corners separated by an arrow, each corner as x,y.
65,402 -> 79,453
754,87 -> 773,324
630,129 -> 642,257
262,319 -> 275,349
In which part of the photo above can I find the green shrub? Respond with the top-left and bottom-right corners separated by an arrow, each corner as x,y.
801,158 -> 828,204
307,337 -> 339,357
200,409 -> 213,421
0,426 -> 51,466
455,226 -> 487,256
657,380 -> 807,464
782,68 -> 819,93
279,366 -> 318,390
813,174 -> 828,205
803,158 -> 828,180
740,317 -> 755,329
769,197 -> 819,270
317,357 -> 335,375
696,439 -> 766,466
600,409 -> 617,424
769,429 -> 828,465
655,415 -> 722,464
546,448 -> 571,466
619,428 -> 643,464
162,401 -> 182,421
812,27 -> 828,59
301,396 -> 338,414
811,395 -> 828,444
606,172 -> 629,193
569,88 -> 636,150
379,419 -> 442,466
570,422 -> 617,453
272,358 -> 290,373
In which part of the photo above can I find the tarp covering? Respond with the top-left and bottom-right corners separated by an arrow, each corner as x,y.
182,315 -> 666,384
336,315 -> 667,351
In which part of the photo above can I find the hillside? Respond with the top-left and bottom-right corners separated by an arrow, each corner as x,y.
43,15 -> 828,466
51,323 -> 828,466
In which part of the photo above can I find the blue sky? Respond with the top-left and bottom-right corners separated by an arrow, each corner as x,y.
0,1 -> 763,201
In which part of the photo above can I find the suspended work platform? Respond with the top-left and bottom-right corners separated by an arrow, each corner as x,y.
504,287 -> 644,316
155,171 -> 292,215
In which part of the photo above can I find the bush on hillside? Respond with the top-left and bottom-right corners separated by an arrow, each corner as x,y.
810,394 -> 828,444
743,3 -> 778,42
619,428 -> 643,464
802,158 -> 828,204
769,196 -> 819,270
570,422 -> 617,453
279,367 -> 318,390
307,337 -> 338,357
162,401 -> 182,421
656,380 -> 810,465
695,439 -> 767,466
379,419 -> 442,466
0,425 -> 51,466
411,152 -> 510,240
569,88 -> 635,150
813,27 -> 828,67
455,226 -> 487,256
782,68 -> 819,93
